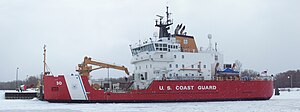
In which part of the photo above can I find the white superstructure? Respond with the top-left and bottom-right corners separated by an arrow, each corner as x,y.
130,7 -> 226,89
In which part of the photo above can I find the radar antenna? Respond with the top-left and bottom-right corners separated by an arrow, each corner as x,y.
155,6 -> 173,38
156,15 -> 164,20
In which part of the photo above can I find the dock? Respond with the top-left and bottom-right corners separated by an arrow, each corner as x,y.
5,90 -> 37,99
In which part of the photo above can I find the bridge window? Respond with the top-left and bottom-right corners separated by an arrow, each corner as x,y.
215,55 -> 218,61
184,39 -> 188,44
141,74 -> 144,80
131,44 -> 155,55
133,74 -> 135,80
163,44 -> 167,47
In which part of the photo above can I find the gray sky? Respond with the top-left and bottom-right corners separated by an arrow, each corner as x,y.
1,0 -> 300,82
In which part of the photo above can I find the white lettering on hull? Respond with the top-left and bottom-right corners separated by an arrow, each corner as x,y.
159,86 -> 164,90
197,85 -> 217,90
175,86 -> 194,90
167,86 -> 172,90
159,86 -> 172,90
159,85 -> 217,91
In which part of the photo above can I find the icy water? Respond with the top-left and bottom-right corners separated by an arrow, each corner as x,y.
1,90 -> 300,112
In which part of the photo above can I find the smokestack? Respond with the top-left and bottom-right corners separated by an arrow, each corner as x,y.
175,24 -> 180,34
179,23 -> 182,30
180,26 -> 185,34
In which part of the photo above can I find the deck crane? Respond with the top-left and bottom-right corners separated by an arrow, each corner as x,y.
76,56 -> 129,77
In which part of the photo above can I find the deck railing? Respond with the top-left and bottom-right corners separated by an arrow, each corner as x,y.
166,76 -> 205,80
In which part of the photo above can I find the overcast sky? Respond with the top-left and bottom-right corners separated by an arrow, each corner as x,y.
1,0 -> 300,82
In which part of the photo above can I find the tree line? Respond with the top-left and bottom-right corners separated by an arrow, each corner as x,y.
273,70 -> 300,88
0,76 -> 39,90
241,69 -> 299,88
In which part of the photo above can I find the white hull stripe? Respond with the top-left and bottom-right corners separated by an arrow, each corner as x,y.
64,74 -> 88,100
77,75 -> 88,100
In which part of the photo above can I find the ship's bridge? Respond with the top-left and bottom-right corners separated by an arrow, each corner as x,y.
130,37 -> 181,56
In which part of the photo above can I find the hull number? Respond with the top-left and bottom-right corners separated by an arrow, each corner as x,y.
56,81 -> 63,86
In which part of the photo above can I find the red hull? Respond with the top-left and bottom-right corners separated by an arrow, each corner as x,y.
43,75 -> 273,103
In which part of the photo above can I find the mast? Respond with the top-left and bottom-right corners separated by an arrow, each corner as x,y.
166,6 -> 171,24
155,6 -> 173,38
43,45 -> 46,75
207,34 -> 213,51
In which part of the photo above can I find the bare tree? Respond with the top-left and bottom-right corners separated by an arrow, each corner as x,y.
240,69 -> 259,77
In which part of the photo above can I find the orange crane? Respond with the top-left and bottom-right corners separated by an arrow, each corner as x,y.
76,56 -> 129,77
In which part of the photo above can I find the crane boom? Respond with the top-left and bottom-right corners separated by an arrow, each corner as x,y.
76,56 -> 129,77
